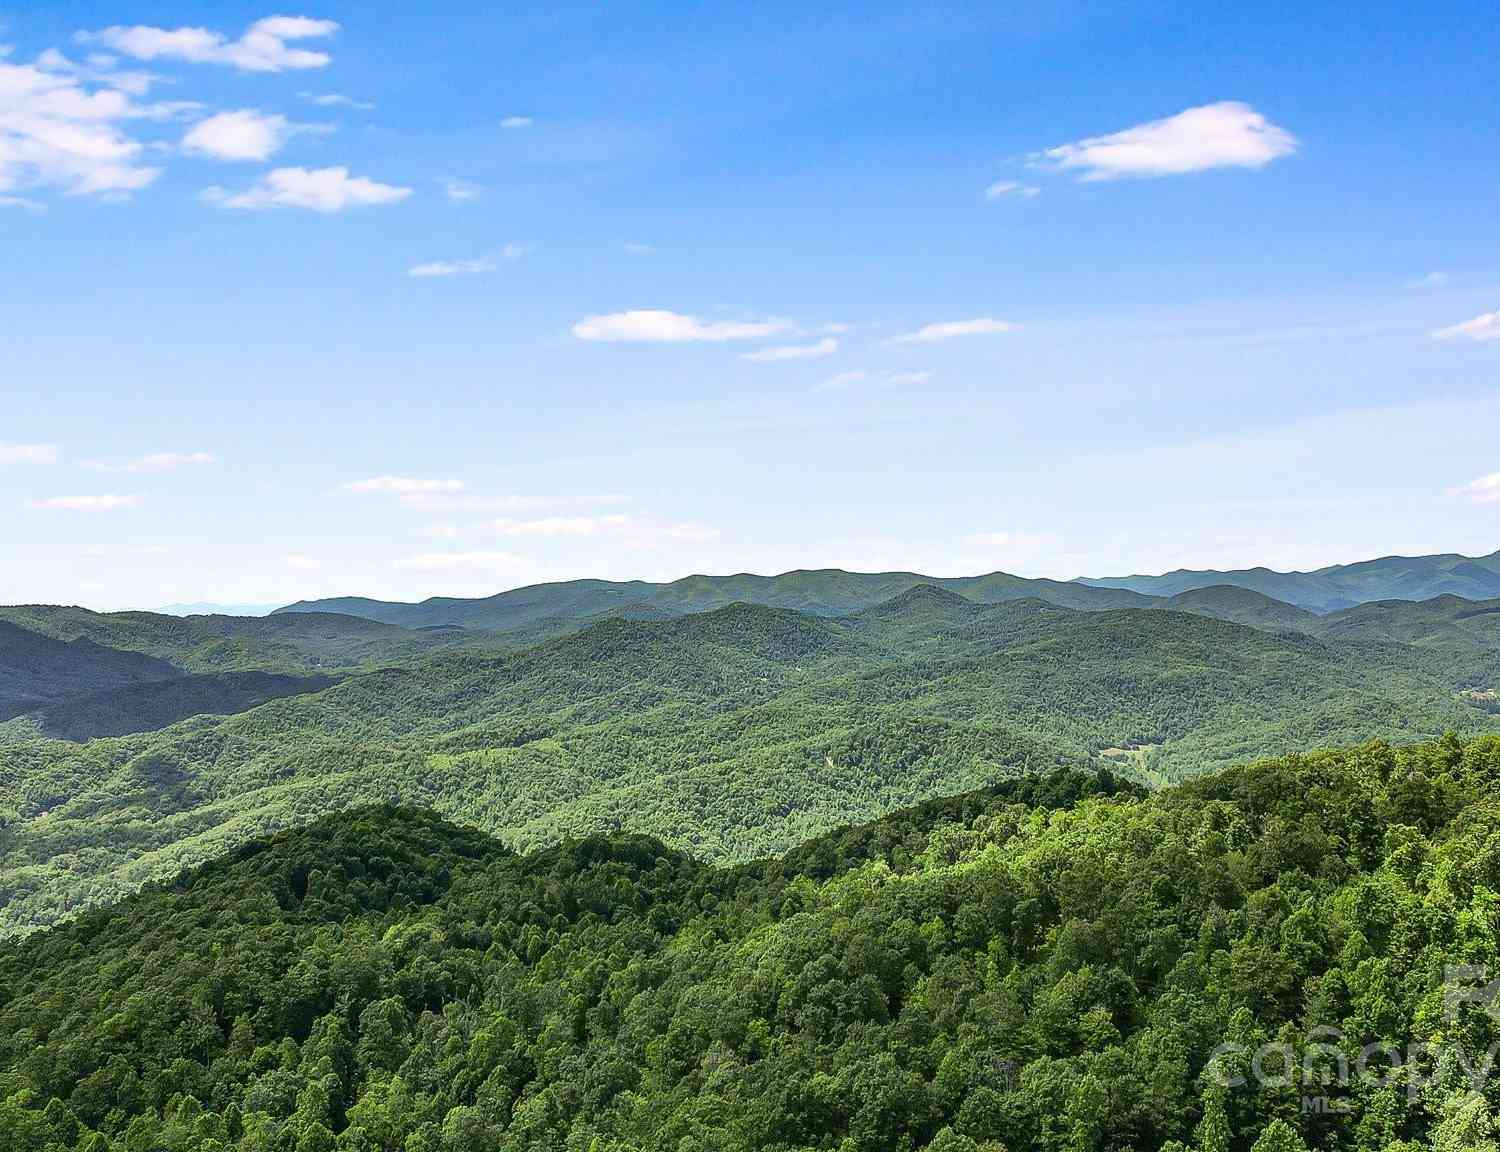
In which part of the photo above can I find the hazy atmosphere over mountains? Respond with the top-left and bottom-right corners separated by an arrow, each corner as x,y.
4,5 -> 1500,611
5,4 -> 1500,1151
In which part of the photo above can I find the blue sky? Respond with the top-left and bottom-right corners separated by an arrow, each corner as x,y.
2,1 -> 1498,610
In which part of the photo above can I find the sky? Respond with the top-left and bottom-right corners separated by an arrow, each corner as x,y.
2,1 -> 1498,611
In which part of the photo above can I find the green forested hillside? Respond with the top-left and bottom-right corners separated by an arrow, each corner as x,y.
5,595 -> 1499,938
4,736 -> 1498,1152
0,620 -> 182,717
1156,586 -> 1322,632
18,671 -> 338,742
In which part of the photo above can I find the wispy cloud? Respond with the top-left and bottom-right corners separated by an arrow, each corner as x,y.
1038,101 -> 1296,180
205,166 -> 411,212
893,317 -> 1016,343
492,514 -> 631,537
301,91 -> 373,110
283,553 -> 321,570
182,110 -> 296,162
573,309 -> 790,343
342,475 -> 465,495
399,491 -> 628,513
1449,473 -> 1500,504
409,257 -> 496,279
500,116 -> 534,129
740,337 -> 838,362
84,451 -> 214,473
0,442 -> 59,464
439,177 -> 482,202
81,16 -> 339,73
984,180 -> 1039,200
1433,311 -> 1500,343
816,369 -> 930,392
408,245 -> 527,278
26,493 -> 142,511
624,242 -> 655,256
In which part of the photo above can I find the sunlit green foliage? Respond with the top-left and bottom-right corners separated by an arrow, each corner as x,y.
4,736 -> 1498,1152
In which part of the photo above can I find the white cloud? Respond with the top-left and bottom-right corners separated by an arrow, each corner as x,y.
302,92 -> 372,110
84,450 -> 214,472
893,317 -> 1017,343
1038,101 -> 1297,181
81,16 -> 339,73
573,309 -> 791,343
343,475 -> 465,495
409,257 -> 496,279
624,242 -> 655,256
26,493 -> 142,511
1433,311 -> 1500,344
439,177 -> 482,202
206,166 -> 411,212
182,109 -> 291,161
492,514 -> 631,538
0,441 -> 59,464
887,370 -> 933,386
500,116 -> 533,129
984,180 -> 1039,200
741,337 -> 838,363
283,553 -> 321,570
1449,473 -> 1500,504
409,245 -> 526,278
0,50 -> 172,197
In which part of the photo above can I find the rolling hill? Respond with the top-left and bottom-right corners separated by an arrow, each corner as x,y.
5,592 -> 1498,938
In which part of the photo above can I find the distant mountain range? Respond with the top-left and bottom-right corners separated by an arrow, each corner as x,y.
275,549 -> 1500,630
274,569 -> 1154,633
1078,549 -> 1500,612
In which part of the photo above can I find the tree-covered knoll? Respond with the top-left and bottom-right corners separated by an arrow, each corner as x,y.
3,736 -> 1498,1152
6,595 -> 1500,939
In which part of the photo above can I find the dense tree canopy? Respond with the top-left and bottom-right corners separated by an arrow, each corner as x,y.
4,736 -> 1499,1152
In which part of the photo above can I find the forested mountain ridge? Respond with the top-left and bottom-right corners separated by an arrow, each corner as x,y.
4,735 -> 1498,1152
1079,549 -> 1500,611
6,593 -> 1500,939
273,551 -> 1500,631
273,568 -> 1156,632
